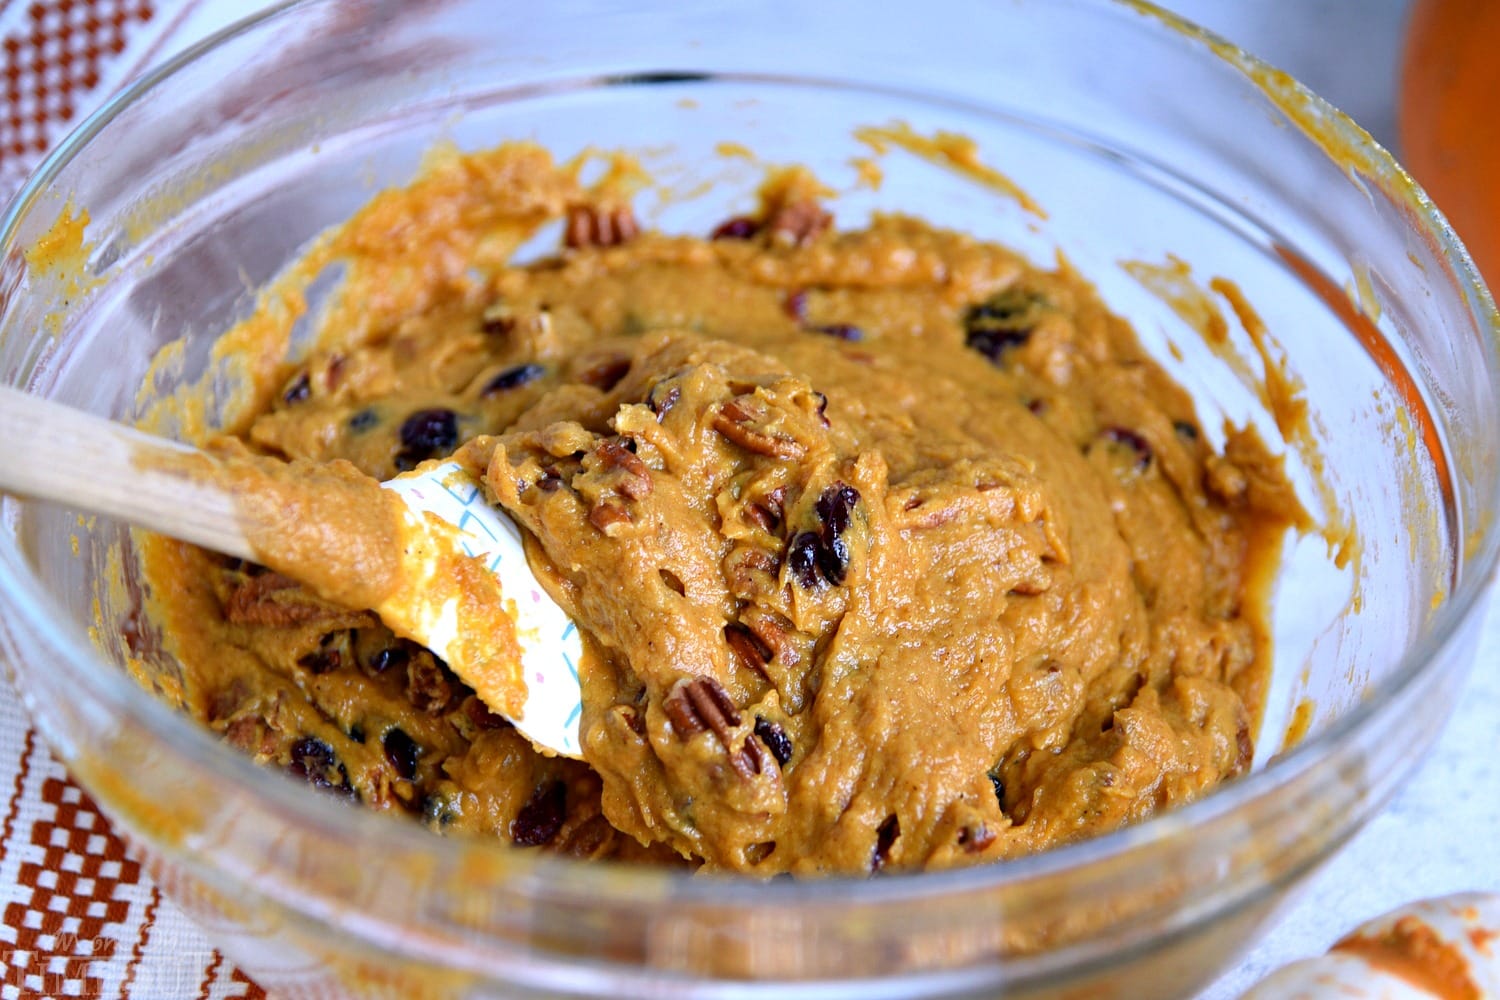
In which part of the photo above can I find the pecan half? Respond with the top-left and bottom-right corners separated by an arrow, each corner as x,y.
565,203 -> 640,249
662,677 -> 772,780
712,396 -> 805,459
663,676 -> 739,741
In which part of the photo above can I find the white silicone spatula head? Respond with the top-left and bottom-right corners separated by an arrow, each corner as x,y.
381,461 -> 583,757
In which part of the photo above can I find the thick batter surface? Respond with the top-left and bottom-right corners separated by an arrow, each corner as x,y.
140,145 -> 1300,874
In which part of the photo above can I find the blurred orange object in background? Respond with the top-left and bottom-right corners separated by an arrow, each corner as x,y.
1400,0 -> 1500,287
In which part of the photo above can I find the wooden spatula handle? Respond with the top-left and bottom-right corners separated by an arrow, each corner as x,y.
0,384 -> 255,561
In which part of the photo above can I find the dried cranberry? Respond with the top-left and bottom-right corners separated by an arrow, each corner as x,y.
647,382 -> 681,418
711,216 -> 760,240
369,646 -> 409,674
959,822 -> 996,852
288,737 -> 354,800
966,327 -> 1030,361
811,390 -> 830,427
1102,426 -> 1153,470
964,288 -> 1045,362
536,469 -> 564,492
511,781 -> 567,847
1174,420 -> 1199,440
872,814 -> 900,872
282,372 -> 311,405
289,737 -> 335,778
422,793 -> 458,829
818,534 -> 851,586
754,716 -> 793,767
400,407 -> 459,452
808,323 -> 863,342
347,408 -> 379,432
483,363 -> 545,395
382,727 -> 420,780
786,532 -> 824,589
815,483 -> 859,540
813,483 -> 859,585
783,289 -> 809,323
396,407 -> 459,469
989,772 -> 1005,809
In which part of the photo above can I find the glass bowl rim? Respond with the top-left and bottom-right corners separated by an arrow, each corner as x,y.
1,0 -> 1496,923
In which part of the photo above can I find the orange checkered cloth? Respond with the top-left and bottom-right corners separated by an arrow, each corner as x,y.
1,4 -> 269,996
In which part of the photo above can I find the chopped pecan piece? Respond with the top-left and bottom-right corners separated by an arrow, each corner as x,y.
744,612 -> 799,669
407,653 -> 457,714
711,396 -> 805,459
297,631 -> 349,675
738,733 -> 776,778
224,572 -> 342,628
1234,717 -> 1254,776
224,716 -> 275,756
724,622 -> 773,678
744,485 -> 787,533
596,439 -> 653,499
577,355 -> 632,391
480,300 -> 515,335
564,203 -> 640,249
464,694 -> 511,731
588,499 -> 632,535
558,812 -> 615,859
767,199 -> 832,247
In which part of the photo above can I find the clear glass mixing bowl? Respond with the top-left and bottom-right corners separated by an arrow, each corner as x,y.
0,1 -> 1495,997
